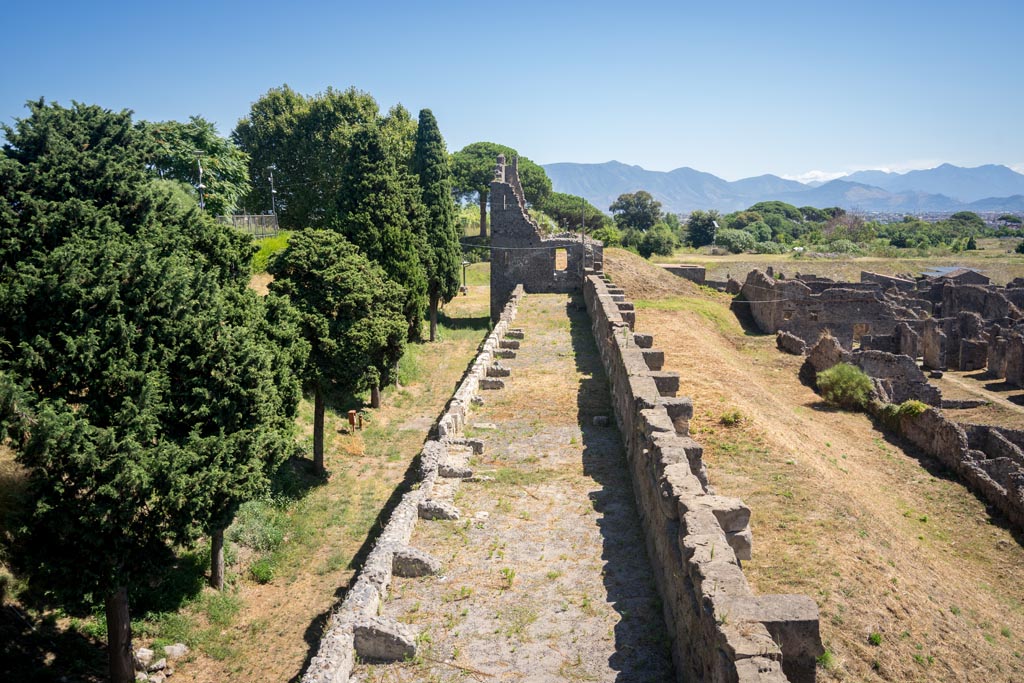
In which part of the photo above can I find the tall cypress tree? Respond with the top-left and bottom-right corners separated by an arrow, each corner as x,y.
0,100 -> 303,682
412,109 -> 462,342
335,123 -> 428,343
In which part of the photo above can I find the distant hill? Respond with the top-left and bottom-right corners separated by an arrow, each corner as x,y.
542,161 -> 1024,215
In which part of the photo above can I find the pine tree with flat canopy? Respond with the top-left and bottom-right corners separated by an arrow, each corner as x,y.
412,109 -> 462,342
0,100 -> 304,683
268,229 -> 407,473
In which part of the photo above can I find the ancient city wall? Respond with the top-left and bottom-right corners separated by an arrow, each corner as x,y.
584,273 -> 822,683
301,286 -> 526,683
489,155 -> 602,321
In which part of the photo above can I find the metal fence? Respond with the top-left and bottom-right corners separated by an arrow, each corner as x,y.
218,214 -> 280,239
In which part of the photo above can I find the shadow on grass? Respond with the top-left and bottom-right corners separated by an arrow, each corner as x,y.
0,604 -> 107,683
728,294 -> 772,338
437,309 -> 490,331
565,294 -> 677,681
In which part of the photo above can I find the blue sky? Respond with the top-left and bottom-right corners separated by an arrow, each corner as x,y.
2,0 -> 1021,180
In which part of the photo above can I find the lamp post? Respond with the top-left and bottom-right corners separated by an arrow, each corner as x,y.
194,150 -> 206,211
461,261 -> 470,295
267,165 -> 277,215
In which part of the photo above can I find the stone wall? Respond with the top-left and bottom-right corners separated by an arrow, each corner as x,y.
301,286 -> 526,683
489,155 -> 602,321
585,273 -> 822,683
663,264 -> 707,285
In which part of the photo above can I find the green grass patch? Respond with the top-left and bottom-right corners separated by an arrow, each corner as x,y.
634,296 -> 740,337
251,230 -> 292,273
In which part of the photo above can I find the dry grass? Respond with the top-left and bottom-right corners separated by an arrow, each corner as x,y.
606,249 -> 1024,682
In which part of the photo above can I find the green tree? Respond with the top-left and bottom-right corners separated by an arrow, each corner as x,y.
335,124 -> 428,341
451,142 -> 552,237
146,115 -> 251,216
716,228 -> 756,253
537,191 -> 609,232
233,85 -> 379,229
638,222 -> 678,258
412,109 -> 462,342
686,209 -> 720,247
0,100 -> 301,682
269,230 -> 407,471
998,213 -> 1022,225
609,190 -> 662,231
947,210 -> 985,232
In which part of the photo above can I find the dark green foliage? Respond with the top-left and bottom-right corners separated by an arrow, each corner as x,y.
638,222 -> 678,258
146,116 -> 251,216
609,191 -> 662,232
947,211 -> 985,232
269,229 -> 407,394
233,85 -> 379,229
1016,240 -> 1024,254
816,363 -> 873,410
877,399 -> 929,429
686,209 -> 720,247
537,191 -> 609,232
715,228 -> 756,254
591,224 -> 623,247
412,109 -> 462,328
335,124 -> 428,339
0,99 -> 303,622
748,200 -> 803,221
999,214 -> 1022,225
451,141 -> 551,206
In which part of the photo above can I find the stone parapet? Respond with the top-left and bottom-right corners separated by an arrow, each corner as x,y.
584,274 -> 822,683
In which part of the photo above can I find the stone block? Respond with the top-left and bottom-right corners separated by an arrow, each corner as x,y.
506,329 -> 525,339
480,378 -> 505,390
633,333 -> 654,348
776,330 -> 807,355
353,615 -> 417,662
703,495 -> 751,533
726,527 -> 752,561
648,371 -> 680,397
499,339 -> 520,350
495,349 -> 517,359
723,594 -> 823,683
418,499 -> 459,520
642,348 -> 665,370
617,301 -> 635,312
621,311 -> 636,329
392,545 -> 441,577
735,657 -> 788,682
486,364 -> 511,377
439,463 -> 473,478
659,396 -> 693,434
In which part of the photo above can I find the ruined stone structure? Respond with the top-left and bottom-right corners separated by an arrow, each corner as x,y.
741,269 -> 925,351
489,155 -> 603,321
586,273 -> 822,683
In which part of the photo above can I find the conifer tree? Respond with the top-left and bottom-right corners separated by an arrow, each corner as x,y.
412,109 -> 462,341
0,100 -> 303,682
268,230 -> 407,471
335,124 -> 428,342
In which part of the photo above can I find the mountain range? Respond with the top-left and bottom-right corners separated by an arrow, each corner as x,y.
541,161 -> 1024,215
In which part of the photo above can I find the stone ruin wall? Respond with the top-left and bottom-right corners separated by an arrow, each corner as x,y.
801,334 -> 1024,534
301,286 -> 526,683
585,273 -> 822,683
489,155 -> 603,321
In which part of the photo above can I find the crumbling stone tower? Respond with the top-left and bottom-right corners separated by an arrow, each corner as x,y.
489,155 -> 603,320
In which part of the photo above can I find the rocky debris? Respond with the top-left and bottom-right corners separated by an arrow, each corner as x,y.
471,395 -> 485,406
163,644 -> 188,660
418,499 -> 460,520
466,474 -> 494,483
135,648 -> 155,669
799,332 -> 849,386
148,658 -> 167,673
353,616 -> 417,662
942,398 -> 989,409
725,277 -> 742,295
392,545 -> 441,577
776,330 -> 806,355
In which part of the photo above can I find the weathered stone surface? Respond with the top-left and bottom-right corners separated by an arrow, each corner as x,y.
776,330 -> 806,355
735,656 -> 788,682
135,647 -> 155,669
799,332 -> 849,385
480,378 -> 505,390
506,328 -> 525,339
703,495 -> 751,533
725,595 -> 823,683
495,349 -> 517,359
486,363 -> 511,378
726,527 -> 753,561
163,643 -> 188,660
147,658 -> 167,673
642,348 -> 665,370
418,499 -> 460,520
648,371 -> 680,397
633,333 -> 654,348
353,616 -> 417,662
659,396 -> 693,435
498,339 -> 520,350
439,462 -> 473,478
392,545 -> 441,577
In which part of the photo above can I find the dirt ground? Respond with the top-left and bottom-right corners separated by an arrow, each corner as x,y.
355,293 -> 674,682
605,248 -> 1024,682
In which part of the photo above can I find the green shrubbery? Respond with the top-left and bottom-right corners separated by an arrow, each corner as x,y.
715,228 -> 757,254
816,363 -> 873,409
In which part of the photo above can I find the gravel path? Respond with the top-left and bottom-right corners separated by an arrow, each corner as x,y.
355,293 -> 674,682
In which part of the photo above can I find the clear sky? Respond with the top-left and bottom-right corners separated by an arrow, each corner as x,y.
2,0 -> 1021,181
